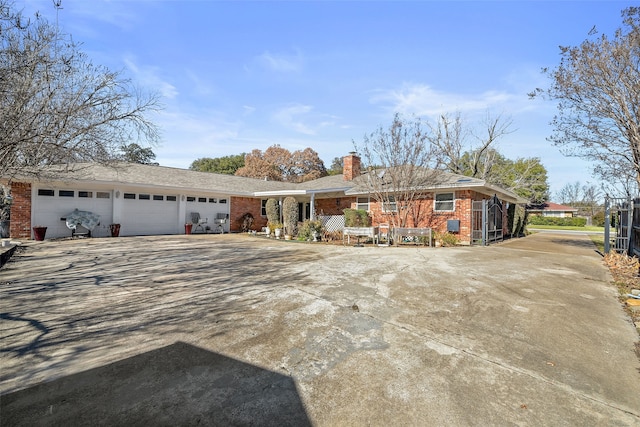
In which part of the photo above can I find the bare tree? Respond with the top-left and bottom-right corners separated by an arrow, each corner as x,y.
427,111 -> 548,202
0,1 -> 161,181
354,113 -> 442,229
533,7 -> 640,189
430,111 -> 514,180
555,182 -> 582,205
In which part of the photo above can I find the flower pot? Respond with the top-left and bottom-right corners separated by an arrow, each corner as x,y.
109,223 -> 121,237
275,228 -> 282,239
33,226 -> 47,241
185,223 -> 193,235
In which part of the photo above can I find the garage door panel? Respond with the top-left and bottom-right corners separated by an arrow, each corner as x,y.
121,197 -> 179,236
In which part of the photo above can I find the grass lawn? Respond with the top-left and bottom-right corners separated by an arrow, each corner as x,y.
527,224 -> 605,232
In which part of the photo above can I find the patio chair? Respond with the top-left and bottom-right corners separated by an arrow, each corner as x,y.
191,212 -> 208,233
214,213 -> 228,234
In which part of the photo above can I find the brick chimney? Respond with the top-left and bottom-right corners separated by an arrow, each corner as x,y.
343,152 -> 361,181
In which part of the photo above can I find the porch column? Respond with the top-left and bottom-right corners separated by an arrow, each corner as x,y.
310,193 -> 316,220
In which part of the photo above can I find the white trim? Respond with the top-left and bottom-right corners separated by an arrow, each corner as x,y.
434,191 -> 455,212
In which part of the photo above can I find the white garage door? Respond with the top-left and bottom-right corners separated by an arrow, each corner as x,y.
120,192 -> 179,236
33,188 -> 114,238
185,195 -> 230,232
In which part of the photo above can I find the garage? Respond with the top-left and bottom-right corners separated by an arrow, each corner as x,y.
119,191 -> 180,236
32,186 -> 114,239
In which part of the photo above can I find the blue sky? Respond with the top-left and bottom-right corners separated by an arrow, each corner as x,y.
21,0 -> 631,197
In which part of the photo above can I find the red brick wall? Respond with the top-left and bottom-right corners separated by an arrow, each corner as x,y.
315,197 -> 355,216
10,182 -> 31,239
230,196 -> 265,232
350,190 -> 482,245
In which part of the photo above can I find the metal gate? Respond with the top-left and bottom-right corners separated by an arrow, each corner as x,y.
472,194 -> 503,246
605,196 -> 640,257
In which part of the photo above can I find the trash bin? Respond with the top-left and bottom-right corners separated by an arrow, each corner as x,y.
185,223 -> 193,235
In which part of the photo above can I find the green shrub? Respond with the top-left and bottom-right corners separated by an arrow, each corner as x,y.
435,231 -> 459,247
592,211 -> 605,227
344,208 -> 370,227
282,197 -> 298,236
527,215 -> 586,227
297,219 -> 324,241
508,204 -> 527,236
265,198 -> 280,229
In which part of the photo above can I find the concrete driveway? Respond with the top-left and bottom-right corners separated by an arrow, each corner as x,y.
1,232 -> 639,425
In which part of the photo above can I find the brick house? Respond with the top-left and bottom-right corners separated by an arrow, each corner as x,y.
3,153 -> 522,244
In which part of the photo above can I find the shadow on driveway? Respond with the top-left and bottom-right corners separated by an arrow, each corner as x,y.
1,341 -> 311,426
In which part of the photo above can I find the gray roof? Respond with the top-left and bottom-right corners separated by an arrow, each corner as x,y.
19,162 -> 523,202
345,168 -> 523,203
33,163 -> 297,196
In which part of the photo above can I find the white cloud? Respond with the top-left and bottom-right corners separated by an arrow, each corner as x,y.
257,50 -> 303,72
123,56 -> 179,99
368,82 -> 546,120
272,104 -> 316,135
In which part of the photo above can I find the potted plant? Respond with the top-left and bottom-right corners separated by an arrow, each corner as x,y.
282,196 -> 298,240
109,223 -> 121,237
269,221 -> 284,239
33,225 -> 47,241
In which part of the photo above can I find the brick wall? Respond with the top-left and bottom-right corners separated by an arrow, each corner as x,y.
230,196 -> 265,232
10,182 -> 31,239
315,197 -> 354,216
352,191 -> 479,245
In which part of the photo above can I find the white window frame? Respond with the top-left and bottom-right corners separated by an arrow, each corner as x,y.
356,196 -> 370,211
382,195 -> 397,212
434,192 -> 455,212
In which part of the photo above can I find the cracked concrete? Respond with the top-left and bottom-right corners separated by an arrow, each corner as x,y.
1,232 -> 639,425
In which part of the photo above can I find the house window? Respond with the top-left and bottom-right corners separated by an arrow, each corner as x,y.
219,199 -> 227,204
261,199 -> 267,216
166,195 -> 177,202
38,189 -> 55,196
123,193 -> 136,200
153,195 -> 164,201
139,194 -> 150,200
59,190 -> 74,197
209,198 -> 217,203
186,196 -> 196,202
198,197 -> 207,203
435,192 -> 454,211
382,196 -> 397,212
78,191 -> 93,198
356,197 -> 369,211
96,192 -> 110,199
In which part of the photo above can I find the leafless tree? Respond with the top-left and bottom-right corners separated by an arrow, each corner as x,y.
353,113 -> 442,229
0,0 -> 161,181
429,111 -> 514,181
555,182 -> 582,205
533,7 -> 640,190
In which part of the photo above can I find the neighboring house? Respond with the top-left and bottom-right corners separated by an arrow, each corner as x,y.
3,153 -> 523,245
527,202 -> 578,218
